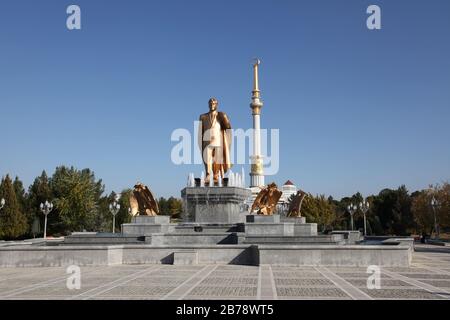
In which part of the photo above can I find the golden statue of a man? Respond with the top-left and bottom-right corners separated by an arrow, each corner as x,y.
198,98 -> 232,185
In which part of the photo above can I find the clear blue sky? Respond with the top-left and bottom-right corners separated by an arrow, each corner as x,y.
1,0 -> 449,199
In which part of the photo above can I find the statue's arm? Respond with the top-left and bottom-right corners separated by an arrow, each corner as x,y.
197,116 -> 203,158
221,113 -> 231,130
221,113 -> 232,148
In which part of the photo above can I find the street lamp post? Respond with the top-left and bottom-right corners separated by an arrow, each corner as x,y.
40,200 -> 53,239
347,203 -> 357,231
359,199 -> 370,236
431,197 -> 440,239
0,198 -> 5,210
109,197 -> 120,234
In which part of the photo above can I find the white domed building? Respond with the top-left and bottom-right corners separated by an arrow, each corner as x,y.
280,180 -> 297,203
275,180 -> 298,214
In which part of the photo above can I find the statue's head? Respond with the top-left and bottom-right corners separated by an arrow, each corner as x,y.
208,98 -> 218,112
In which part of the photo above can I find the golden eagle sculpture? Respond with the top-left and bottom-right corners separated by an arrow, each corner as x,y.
287,190 -> 307,217
129,183 -> 159,216
250,182 -> 282,215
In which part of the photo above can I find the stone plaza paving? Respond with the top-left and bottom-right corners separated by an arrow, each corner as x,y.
1,245 -> 450,300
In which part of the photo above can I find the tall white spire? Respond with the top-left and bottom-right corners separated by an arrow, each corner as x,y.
249,59 -> 265,188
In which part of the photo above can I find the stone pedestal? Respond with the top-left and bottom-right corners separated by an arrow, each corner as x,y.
331,231 -> 361,244
122,215 -> 171,236
132,216 -> 170,224
245,214 -> 291,236
246,222 -> 294,236
246,215 -> 280,223
281,217 -> 306,224
294,223 -> 318,236
150,232 -> 238,245
181,187 -> 251,223
245,214 -> 317,237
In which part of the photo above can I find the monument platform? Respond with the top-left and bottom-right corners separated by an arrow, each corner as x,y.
63,233 -> 145,245
0,242 -> 412,267
150,232 -> 241,245
122,215 -> 171,236
243,235 -> 345,245
1,201 -> 413,267
171,223 -> 244,233
245,214 -> 318,237
181,186 -> 251,223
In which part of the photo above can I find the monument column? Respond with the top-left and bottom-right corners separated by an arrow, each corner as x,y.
250,59 -> 265,188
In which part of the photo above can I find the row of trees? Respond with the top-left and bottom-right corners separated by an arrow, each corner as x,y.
0,166 -> 183,240
293,183 -> 449,236
0,166 -> 448,240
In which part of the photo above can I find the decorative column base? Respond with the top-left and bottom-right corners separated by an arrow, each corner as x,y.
181,187 -> 251,223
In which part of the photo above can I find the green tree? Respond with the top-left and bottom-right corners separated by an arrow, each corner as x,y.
96,194 -> 113,232
330,197 -> 346,231
412,189 -> 434,235
95,190 -> 133,233
334,193 -> 363,231
0,175 -> 28,239
27,171 -> 53,237
437,182 -> 450,229
13,176 -> 27,214
302,194 -> 336,232
50,166 -> 105,234
12,176 -> 31,236
412,183 -> 450,236
167,197 -> 182,218
116,189 -> 133,231
371,186 -> 414,235
159,197 -> 169,215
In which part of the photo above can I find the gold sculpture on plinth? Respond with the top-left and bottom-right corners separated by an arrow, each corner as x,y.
287,190 -> 307,217
129,183 -> 159,216
198,98 -> 232,186
250,182 -> 282,215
